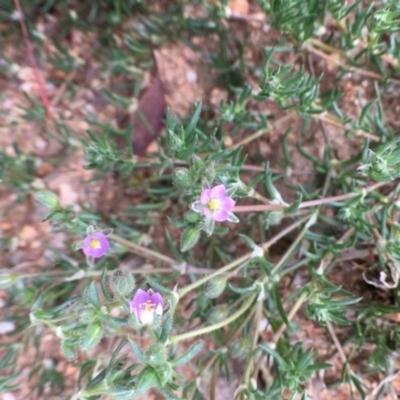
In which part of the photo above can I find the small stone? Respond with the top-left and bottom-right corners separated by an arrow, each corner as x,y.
31,241 -> 41,249
2,393 -> 16,400
20,225 -> 38,241
0,321 -> 15,334
35,138 -> 48,149
186,70 -> 197,83
37,162 -> 53,176
58,183 -> 79,207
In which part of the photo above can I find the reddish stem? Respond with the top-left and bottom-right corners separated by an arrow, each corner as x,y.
13,0 -> 52,119
233,181 -> 388,213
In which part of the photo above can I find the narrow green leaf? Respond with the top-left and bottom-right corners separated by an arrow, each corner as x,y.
185,102 -> 202,139
101,267 -> 113,302
180,227 -> 200,252
170,341 -> 203,367
62,339 -> 78,361
128,338 -> 147,363
89,281 -> 102,310
159,315 -> 173,344
259,344 -> 286,368
272,283 -> 289,326
81,320 -> 104,351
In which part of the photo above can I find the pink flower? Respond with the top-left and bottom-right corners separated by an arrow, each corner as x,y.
130,289 -> 164,325
82,232 -> 110,258
192,184 -> 236,222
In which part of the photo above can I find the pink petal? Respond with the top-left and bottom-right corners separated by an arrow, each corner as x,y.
82,232 -> 109,258
200,189 -> 212,204
203,208 -> 213,218
191,200 -> 203,213
151,292 -> 164,309
210,184 -> 226,199
130,289 -> 150,311
151,292 -> 164,317
90,247 -> 106,258
212,209 -> 229,222
219,196 -> 235,212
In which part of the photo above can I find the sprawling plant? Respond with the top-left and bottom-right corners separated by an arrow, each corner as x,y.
1,0 -> 400,399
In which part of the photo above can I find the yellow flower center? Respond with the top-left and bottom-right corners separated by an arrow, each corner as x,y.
90,239 -> 101,249
208,199 -> 221,211
140,300 -> 155,312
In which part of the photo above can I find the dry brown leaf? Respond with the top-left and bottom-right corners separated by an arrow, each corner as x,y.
118,67 -> 166,156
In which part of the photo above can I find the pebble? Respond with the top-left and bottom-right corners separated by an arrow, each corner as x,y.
58,183 -> 79,207
19,225 -> 38,241
0,321 -> 16,334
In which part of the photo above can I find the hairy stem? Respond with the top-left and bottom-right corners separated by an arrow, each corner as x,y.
167,295 -> 256,344
178,215 -> 310,298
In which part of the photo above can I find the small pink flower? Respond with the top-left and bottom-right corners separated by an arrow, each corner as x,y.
192,184 -> 236,222
82,232 -> 110,258
130,289 -> 164,325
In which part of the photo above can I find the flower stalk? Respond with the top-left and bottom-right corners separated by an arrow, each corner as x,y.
167,294 -> 256,344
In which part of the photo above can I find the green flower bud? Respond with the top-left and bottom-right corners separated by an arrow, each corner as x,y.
111,270 -> 135,297
230,338 -> 251,359
167,130 -> 184,154
78,306 -> 98,324
265,210 -> 284,228
208,307 -> 229,324
135,367 -> 158,394
191,155 -> 204,171
205,276 -> 227,299
185,209 -> 201,223
0,270 -> 17,289
61,339 -> 78,361
153,363 -> 173,386
144,343 -> 168,367
173,168 -> 194,189
34,190 -> 60,210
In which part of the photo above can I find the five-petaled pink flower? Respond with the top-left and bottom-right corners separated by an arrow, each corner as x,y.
130,289 -> 164,325
192,184 -> 235,222
82,232 -> 110,258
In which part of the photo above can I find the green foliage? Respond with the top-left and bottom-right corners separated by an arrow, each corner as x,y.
2,0 -> 400,399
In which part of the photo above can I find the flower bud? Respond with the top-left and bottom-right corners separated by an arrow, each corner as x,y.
173,168 -> 194,189
78,307 -> 98,324
208,307 -> 229,324
111,270 -> 135,297
230,338 -> 250,359
144,343 -> 168,367
205,276 -> 227,299
0,270 -> 17,289
167,130 -> 184,154
265,210 -> 283,228
135,367 -> 158,394
33,190 -> 60,210
153,363 -> 173,387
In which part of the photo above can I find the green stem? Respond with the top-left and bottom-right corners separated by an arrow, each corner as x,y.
178,215 -> 309,298
252,291 -> 309,380
243,300 -> 263,385
228,112 -> 296,149
108,234 -> 212,275
267,212 -> 318,279
272,290 -> 309,343
109,234 -> 177,266
233,181 -> 388,213
167,295 -> 256,344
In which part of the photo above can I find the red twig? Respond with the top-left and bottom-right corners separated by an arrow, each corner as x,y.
13,0 -> 52,119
